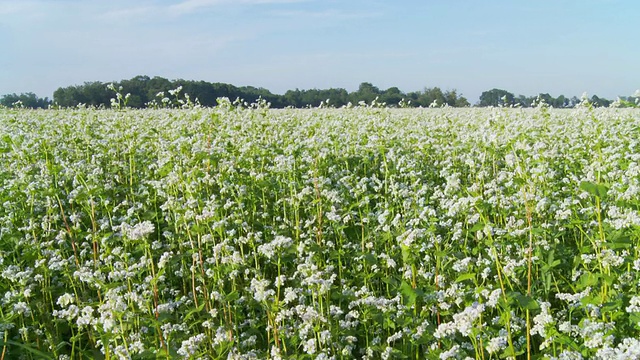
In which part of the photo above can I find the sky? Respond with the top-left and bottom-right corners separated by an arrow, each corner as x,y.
0,0 -> 638,103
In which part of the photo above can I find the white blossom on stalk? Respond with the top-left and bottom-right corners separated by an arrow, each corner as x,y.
250,278 -> 273,302
530,301 -> 553,338
118,221 -> 155,240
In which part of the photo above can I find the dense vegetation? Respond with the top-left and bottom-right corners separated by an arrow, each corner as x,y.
2,75 -> 637,109
0,92 -> 52,109
2,103 -> 640,359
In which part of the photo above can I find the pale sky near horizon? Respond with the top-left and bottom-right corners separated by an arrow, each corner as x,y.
1,0 -> 638,103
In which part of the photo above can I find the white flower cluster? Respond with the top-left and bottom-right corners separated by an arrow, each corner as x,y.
434,302 -> 485,338
118,220 -> 155,240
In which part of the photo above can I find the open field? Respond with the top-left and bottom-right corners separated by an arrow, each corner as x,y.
1,105 -> 640,359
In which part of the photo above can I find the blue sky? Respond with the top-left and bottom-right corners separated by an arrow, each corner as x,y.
0,0 -> 638,103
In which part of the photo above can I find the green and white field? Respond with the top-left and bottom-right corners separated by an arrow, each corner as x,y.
1,103 -> 640,359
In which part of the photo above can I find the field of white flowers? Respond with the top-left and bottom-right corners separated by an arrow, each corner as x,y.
1,103 -> 640,359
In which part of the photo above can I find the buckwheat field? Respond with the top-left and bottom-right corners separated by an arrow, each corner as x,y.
2,102 -> 640,359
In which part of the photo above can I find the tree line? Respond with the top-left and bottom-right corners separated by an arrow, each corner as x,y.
1,75 -> 637,109
49,76 -> 471,108
477,88 -> 633,108
0,92 -> 52,109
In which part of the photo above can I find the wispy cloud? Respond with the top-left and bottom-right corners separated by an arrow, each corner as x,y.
310,51 -> 414,60
270,9 -> 382,21
101,6 -> 161,21
168,0 -> 308,15
0,0 -> 45,19
0,0 -> 32,15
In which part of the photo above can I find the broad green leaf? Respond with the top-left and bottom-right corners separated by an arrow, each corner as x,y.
469,222 -> 484,232
225,291 -> 240,302
580,181 -> 608,199
509,292 -> 540,310
455,273 -> 476,283
400,281 -> 417,306
0,340 -> 55,360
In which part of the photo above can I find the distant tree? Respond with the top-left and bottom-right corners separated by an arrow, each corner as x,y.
45,75 -> 612,109
569,96 -> 581,107
444,89 -> 470,107
237,85 -> 281,106
478,88 -> 515,107
300,89 -> 321,107
146,76 -> 173,103
618,94 -> 640,107
82,82 -> 112,107
53,86 -> 87,107
213,83 -> 241,101
405,87 -> 442,107
404,87 -> 469,107
283,89 -> 302,107
174,80 -> 215,106
420,86 -> 447,106
536,93 -> 554,106
380,87 -> 404,106
454,95 -> 470,107
590,95 -> 610,107
421,87 -> 446,107
515,95 -> 533,107
118,75 -> 151,108
553,95 -> 568,108
281,88 -> 348,107
323,88 -> 349,107
0,92 -> 51,108
350,82 -> 381,104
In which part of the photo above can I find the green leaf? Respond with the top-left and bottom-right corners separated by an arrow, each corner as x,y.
381,276 -> 398,287
602,300 -> 623,315
400,281 -> 417,307
401,245 -> 411,265
629,312 -> 640,328
455,273 -> 476,283
363,253 -> 377,265
608,235 -> 632,250
183,302 -> 206,322
580,181 -> 608,199
554,333 -> 581,351
500,347 -> 524,359
510,292 -> 539,310
225,291 -> 239,302
577,273 -> 599,289
0,340 -> 55,360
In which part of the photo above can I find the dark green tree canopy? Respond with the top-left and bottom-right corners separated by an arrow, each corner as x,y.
2,75 -> 621,109
44,77 -> 473,109
479,88 -> 515,107
0,92 -> 51,108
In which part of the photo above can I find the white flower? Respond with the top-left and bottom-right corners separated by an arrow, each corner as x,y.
386,330 -> 403,344
440,345 -> 460,359
250,278 -> 273,302
177,333 -> 206,358
282,287 -> 298,304
627,296 -> 640,313
486,335 -> 507,354
158,251 -> 173,269
302,338 -> 316,355
435,302 -> 485,338
530,301 -> 553,338
257,235 -> 293,259
57,293 -> 75,307
381,346 -> 393,360
119,221 -> 155,240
